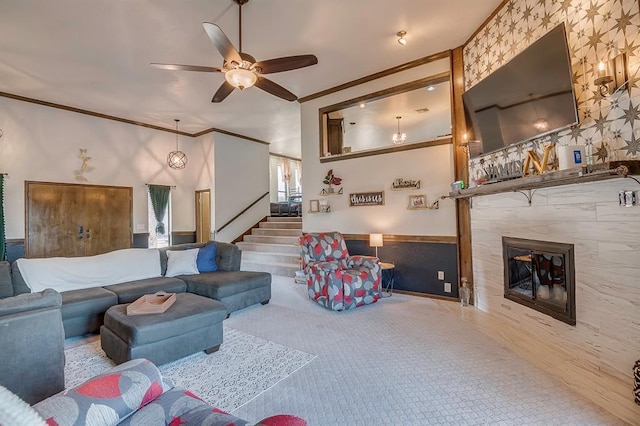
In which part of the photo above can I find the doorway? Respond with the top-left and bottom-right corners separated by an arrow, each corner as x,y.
195,189 -> 211,243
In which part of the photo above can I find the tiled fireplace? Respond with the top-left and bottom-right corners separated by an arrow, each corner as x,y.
502,237 -> 575,325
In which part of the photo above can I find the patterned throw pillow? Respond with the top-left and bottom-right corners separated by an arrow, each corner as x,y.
196,243 -> 218,272
34,359 -> 165,426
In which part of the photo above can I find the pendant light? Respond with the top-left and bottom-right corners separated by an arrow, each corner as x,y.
392,116 -> 407,145
167,119 -> 188,169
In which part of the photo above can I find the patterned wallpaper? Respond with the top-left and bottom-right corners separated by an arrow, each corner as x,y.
464,0 -> 640,181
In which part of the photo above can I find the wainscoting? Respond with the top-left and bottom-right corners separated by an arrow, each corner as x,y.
344,235 -> 459,298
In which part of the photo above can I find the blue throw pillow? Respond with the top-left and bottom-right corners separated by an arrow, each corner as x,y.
196,243 -> 218,272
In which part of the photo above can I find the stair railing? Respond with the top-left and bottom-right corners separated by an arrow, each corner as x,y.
215,191 -> 269,237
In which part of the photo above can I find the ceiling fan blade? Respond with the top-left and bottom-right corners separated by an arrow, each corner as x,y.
255,77 -> 297,101
212,81 -> 235,103
202,22 -> 242,64
150,63 -> 222,73
254,55 -> 318,74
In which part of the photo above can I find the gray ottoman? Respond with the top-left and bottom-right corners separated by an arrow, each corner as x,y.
100,293 -> 226,365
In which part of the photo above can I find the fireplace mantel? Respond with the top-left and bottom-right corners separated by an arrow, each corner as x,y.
449,160 -> 640,204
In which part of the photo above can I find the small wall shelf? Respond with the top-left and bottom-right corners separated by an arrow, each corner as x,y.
449,161 -> 639,204
320,187 -> 343,195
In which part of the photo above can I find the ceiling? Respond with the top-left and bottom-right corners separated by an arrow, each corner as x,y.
0,0 -> 502,158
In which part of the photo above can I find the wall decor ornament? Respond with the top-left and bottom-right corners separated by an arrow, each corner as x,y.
349,191 -> 384,207
407,194 -> 442,210
309,199 -> 320,213
391,178 -> 421,190
321,169 -> 343,194
73,148 -> 94,182
407,194 -> 427,209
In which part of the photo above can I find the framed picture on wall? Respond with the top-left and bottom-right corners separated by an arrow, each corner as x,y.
407,194 -> 427,209
309,199 -> 320,213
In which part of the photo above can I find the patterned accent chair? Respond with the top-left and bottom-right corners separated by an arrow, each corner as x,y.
299,232 -> 381,311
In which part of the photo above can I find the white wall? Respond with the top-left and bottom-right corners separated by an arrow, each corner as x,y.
213,133 -> 269,242
0,97 -> 203,238
300,58 -> 456,236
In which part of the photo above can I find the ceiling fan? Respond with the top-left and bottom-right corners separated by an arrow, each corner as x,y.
151,0 -> 318,103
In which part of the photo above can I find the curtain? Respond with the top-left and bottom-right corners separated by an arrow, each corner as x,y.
282,160 -> 291,183
0,175 -> 5,261
148,185 -> 171,235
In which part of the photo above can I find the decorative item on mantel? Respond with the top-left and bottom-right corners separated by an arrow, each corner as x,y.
391,178 -> 420,190
522,143 -> 555,176
321,169 -> 343,195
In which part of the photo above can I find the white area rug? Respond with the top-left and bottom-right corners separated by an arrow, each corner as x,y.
64,327 -> 316,413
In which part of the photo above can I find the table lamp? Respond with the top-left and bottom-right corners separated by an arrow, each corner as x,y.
369,233 -> 383,258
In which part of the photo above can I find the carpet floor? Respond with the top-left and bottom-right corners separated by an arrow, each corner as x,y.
64,327 -> 316,413
64,276 -> 624,425
224,275 -> 624,426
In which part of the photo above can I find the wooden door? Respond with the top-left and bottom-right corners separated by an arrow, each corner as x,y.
327,118 -> 343,155
26,182 -> 86,258
25,182 -> 132,258
83,186 -> 132,255
195,189 -> 211,243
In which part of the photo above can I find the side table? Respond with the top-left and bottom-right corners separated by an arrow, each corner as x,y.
379,262 -> 395,297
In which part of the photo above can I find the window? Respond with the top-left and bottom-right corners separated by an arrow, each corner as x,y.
148,192 -> 171,248
276,164 -> 287,202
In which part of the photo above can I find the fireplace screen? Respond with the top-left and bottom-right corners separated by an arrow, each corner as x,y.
503,237 -> 575,325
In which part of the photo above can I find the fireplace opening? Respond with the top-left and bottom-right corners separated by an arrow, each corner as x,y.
502,237 -> 576,325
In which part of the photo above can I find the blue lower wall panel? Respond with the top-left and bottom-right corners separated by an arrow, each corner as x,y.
345,239 -> 459,298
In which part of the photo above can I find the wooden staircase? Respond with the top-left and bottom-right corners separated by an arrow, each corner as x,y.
237,216 -> 302,277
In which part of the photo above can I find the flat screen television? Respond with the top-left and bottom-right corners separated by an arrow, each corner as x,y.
462,23 -> 579,158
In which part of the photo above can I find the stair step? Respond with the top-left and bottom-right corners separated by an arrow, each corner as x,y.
237,242 -> 300,254
252,228 -> 302,237
243,235 -> 300,245
241,261 -> 299,277
242,251 -> 300,264
259,221 -> 302,229
267,217 -> 302,223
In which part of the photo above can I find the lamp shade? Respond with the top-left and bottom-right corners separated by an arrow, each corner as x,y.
369,233 -> 383,247
225,68 -> 257,90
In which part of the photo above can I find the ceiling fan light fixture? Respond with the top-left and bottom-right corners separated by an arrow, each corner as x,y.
225,67 -> 257,90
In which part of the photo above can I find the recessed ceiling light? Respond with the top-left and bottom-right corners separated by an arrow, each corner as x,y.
396,31 -> 407,46
427,86 -> 435,91
359,103 -> 366,108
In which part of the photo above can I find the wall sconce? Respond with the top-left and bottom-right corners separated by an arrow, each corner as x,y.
595,53 -> 628,97
369,233 -> 383,258
396,31 -> 407,46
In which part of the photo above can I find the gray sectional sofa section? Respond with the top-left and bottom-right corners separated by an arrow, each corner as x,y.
4,241 -> 271,338
0,289 -> 66,404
